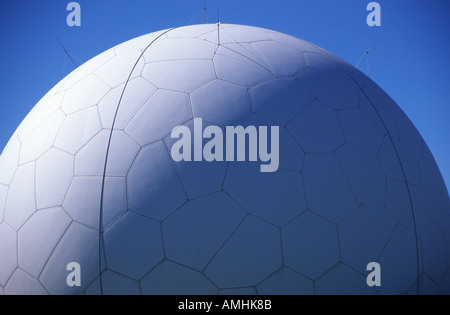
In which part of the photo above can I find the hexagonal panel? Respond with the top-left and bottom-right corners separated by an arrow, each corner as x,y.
339,206 -> 396,273
421,222 -> 447,284
338,108 -> 385,154
39,222 -> 100,295
4,162 -> 36,230
142,60 -> 215,93
393,139 -> 421,186
268,32 -> 321,54
298,68 -> 359,110
257,267 -> 313,295
214,47 -> 274,87
95,52 -> 141,87
54,107 -> 102,155
101,270 -> 140,295
141,260 -> 217,295
19,110 -> 65,164
378,225 -> 418,295
63,176 -> 102,229
97,84 -> 125,128
104,212 -> 163,280
191,80 -> 252,127
408,184 -> 431,236
18,207 -> 71,278
251,41 -> 307,77
439,269 -> 450,295
0,223 -> 17,286
287,101 -> 345,153
163,192 -> 245,271
335,144 -> 386,206
127,141 -> 187,221
36,148 -> 74,209
224,163 -> 306,227
250,78 -> 314,125
282,211 -> 340,279
222,43 -> 271,70
223,26 -> 272,42
125,90 -> 192,146
315,263 -> 377,295
204,216 -> 282,288
5,269 -> 48,295
418,273 -> 438,295
303,153 -> 357,223
61,74 -> 111,115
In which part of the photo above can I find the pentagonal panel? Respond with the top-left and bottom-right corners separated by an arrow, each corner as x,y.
315,264 -> 376,295
18,207 -> 71,278
421,222 -> 447,284
251,41 -> 307,76
61,74 -> 111,114
214,46 -> 274,87
19,110 -> 65,164
163,192 -> 245,270
142,60 -> 215,93
5,269 -> 48,295
378,225 -> 418,295
251,78 -> 314,125
287,101 -> 345,153
95,52 -> 141,87
0,223 -> 17,286
335,144 -> 386,206
257,267 -> 313,295
204,216 -> 282,288
4,163 -> 36,230
224,163 -> 306,227
298,68 -> 359,110
191,80 -> 252,127
104,212 -> 163,280
39,222 -> 100,295
127,141 -> 187,221
125,90 -> 192,146
303,153 -> 357,223
63,177 -> 102,229
141,260 -> 217,295
338,108 -> 385,154
36,148 -> 74,209
282,211 -> 340,279
54,107 -> 102,155
339,206 -> 396,273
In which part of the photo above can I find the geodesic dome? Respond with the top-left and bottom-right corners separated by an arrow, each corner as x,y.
0,24 -> 449,295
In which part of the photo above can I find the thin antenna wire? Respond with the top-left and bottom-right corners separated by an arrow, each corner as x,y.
204,2 -> 207,24
56,37 -> 78,68
217,8 -> 220,45
356,40 -> 377,68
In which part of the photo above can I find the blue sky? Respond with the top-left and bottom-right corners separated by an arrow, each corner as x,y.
0,0 -> 449,191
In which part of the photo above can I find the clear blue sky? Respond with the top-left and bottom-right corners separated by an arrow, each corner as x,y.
0,0 -> 449,192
